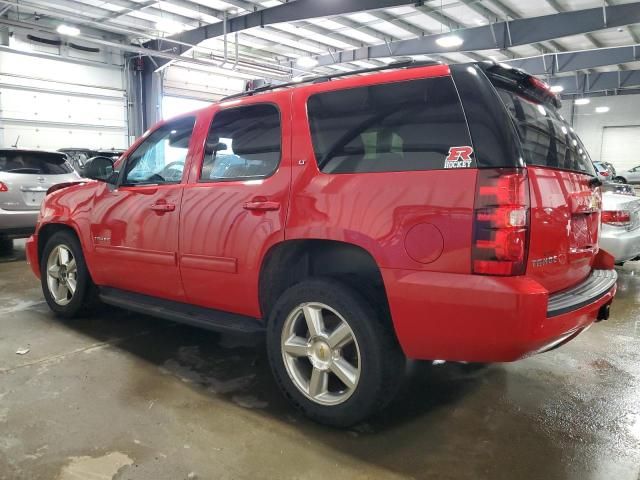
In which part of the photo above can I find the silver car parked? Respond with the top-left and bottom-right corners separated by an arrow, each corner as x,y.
615,165 -> 640,184
0,149 -> 81,252
600,192 -> 640,264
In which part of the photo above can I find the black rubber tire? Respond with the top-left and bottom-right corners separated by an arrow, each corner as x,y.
40,230 -> 99,318
266,278 -> 405,427
0,236 -> 13,255
615,177 -> 627,184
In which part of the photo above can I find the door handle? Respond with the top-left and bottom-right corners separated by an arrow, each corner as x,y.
151,203 -> 176,212
243,199 -> 280,211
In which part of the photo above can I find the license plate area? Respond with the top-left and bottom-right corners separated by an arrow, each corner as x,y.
21,190 -> 46,207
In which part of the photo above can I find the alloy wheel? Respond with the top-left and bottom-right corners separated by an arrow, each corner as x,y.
281,302 -> 361,406
46,245 -> 77,306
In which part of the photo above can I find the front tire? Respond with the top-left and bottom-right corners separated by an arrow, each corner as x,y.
266,278 -> 405,427
40,230 -> 98,318
615,176 -> 627,184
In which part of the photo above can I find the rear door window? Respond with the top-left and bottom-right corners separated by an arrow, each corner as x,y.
200,104 -> 281,181
307,76 -> 473,174
496,89 -> 595,175
0,151 -> 73,174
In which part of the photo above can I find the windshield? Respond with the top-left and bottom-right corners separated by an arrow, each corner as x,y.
496,88 -> 596,176
0,151 -> 74,174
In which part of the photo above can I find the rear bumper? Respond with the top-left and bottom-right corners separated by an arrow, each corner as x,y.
0,208 -> 38,236
25,233 -> 40,278
382,267 -> 617,363
599,225 -> 640,262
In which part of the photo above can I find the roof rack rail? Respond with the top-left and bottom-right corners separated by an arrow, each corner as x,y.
221,60 -> 442,101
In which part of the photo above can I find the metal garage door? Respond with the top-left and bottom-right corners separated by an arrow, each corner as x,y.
601,126 -> 640,171
0,50 -> 128,151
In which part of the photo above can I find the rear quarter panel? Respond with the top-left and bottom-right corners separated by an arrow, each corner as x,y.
286,66 -> 476,273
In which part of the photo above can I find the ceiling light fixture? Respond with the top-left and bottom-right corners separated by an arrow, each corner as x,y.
436,35 -> 463,48
296,56 -> 319,69
57,24 -> 80,36
595,106 -> 610,113
574,98 -> 590,105
155,19 -> 185,34
550,85 -> 564,93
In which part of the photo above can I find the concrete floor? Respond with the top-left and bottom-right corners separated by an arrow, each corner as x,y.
1,240 -> 639,480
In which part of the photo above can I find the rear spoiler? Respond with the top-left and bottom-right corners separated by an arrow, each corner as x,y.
47,181 -> 87,196
475,61 -> 562,109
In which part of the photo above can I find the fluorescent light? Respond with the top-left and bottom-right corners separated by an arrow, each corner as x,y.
436,35 -> 463,48
296,56 -> 318,69
57,25 -> 80,36
595,106 -> 610,113
156,19 -> 185,34
574,98 -> 590,105
550,85 -> 564,93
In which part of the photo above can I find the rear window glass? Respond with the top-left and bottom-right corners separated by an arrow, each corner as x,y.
0,151 -> 73,174
496,89 -> 595,175
307,76 -> 473,174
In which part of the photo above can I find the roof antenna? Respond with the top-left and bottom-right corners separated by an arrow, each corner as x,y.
11,136 -> 20,148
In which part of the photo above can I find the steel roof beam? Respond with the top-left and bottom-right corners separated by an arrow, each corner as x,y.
551,69 -> 640,95
144,0 -> 417,65
506,45 -> 640,75
308,3 -> 640,68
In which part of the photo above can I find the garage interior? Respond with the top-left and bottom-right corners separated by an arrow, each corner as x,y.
1,1 -> 640,479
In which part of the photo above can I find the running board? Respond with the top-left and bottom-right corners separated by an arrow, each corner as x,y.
99,287 -> 265,335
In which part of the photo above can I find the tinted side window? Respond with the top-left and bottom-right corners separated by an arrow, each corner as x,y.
123,117 -> 195,185
307,76 -> 473,174
0,152 -> 73,174
200,104 -> 281,181
497,89 -> 595,175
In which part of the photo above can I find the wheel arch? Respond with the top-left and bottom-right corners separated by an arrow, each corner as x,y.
258,239 -> 392,327
37,223 -> 82,262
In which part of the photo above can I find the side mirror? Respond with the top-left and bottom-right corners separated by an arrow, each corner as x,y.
84,156 -> 116,182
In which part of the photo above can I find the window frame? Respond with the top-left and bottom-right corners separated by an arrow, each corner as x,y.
118,116 -> 196,188
197,102 -> 283,184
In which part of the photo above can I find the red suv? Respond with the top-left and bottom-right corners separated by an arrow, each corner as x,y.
26,61 -> 617,426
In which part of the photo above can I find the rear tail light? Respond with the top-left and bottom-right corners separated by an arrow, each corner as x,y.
601,210 -> 631,226
600,171 -> 610,177
0,182 -> 7,192
472,168 -> 530,276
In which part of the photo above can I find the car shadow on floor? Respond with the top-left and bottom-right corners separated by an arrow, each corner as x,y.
43,304 -> 573,480
0,244 -> 27,264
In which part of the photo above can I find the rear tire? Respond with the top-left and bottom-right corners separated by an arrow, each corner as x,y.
615,177 -> 627,184
40,230 -> 98,318
0,236 -> 13,255
266,278 -> 405,427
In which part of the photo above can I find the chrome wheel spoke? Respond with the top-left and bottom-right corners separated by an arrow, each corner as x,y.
327,323 -> 353,350
58,247 -> 70,266
283,336 -> 308,357
302,305 -> 325,337
47,265 -> 61,279
330,357 -> 358,390
66,258 -> 77,274
308,368 -> 328,398
67,277 -> 77,295
55,283 -> 69,301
